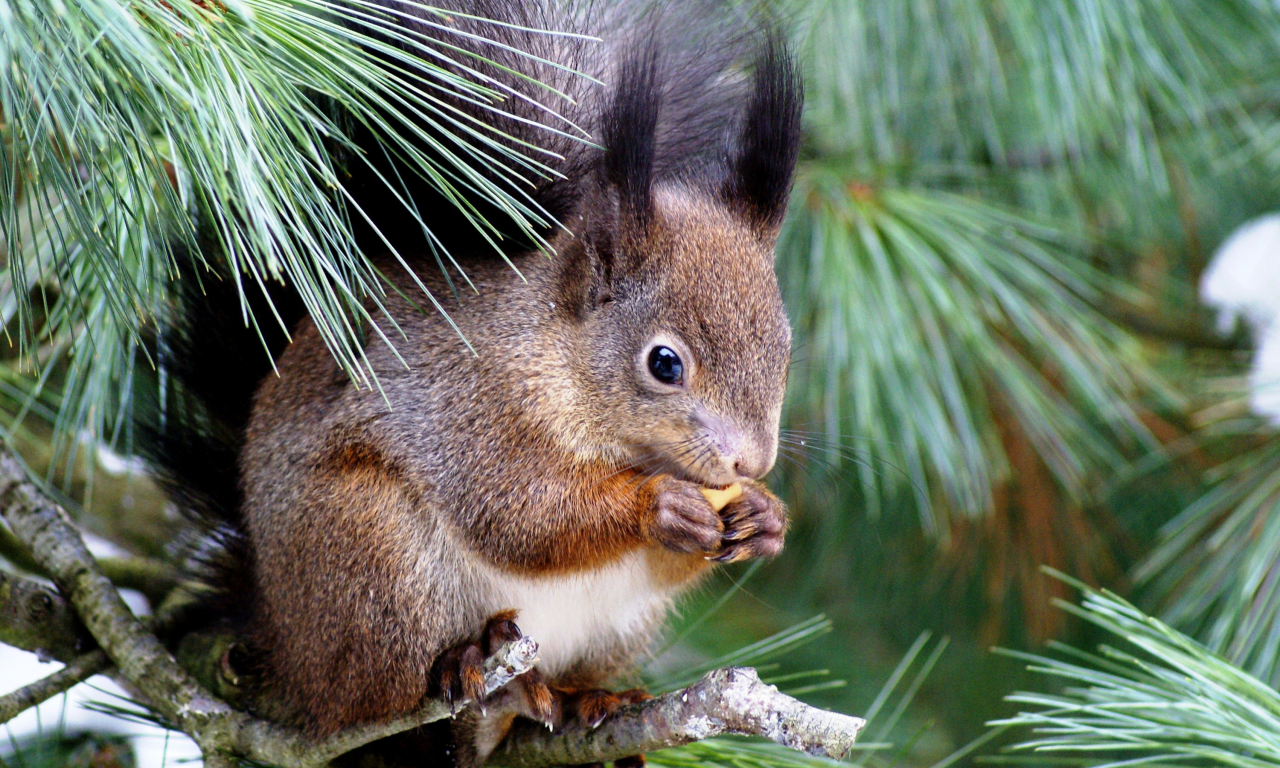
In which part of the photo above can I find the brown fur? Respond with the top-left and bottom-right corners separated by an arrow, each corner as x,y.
237,184 -> 792,761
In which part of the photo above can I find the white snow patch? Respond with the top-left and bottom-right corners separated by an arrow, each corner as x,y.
0,644 -> 203,767
1202,214 -> 1280,425
1202,215 -> 1280,333
82,532 -> 131,562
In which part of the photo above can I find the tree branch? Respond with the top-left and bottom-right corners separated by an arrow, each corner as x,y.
490,667 -> 867,767
4,509 -> 181,607
0,451 -> 237,738
0,566 -> 90,661
0,445 -> 547,765
0,650 -> 110,723
0,452 -> 310,763
0,598 -> 196,729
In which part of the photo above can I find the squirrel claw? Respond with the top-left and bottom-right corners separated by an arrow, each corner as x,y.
715,483 -> 787,562
555,686 -> 651,731
435,611 -> 557,728
432,611 -> 523,714
517,667 -> 556,727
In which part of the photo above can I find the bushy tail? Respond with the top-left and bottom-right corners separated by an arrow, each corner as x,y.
344,0 -> 780,257
134,238 -> 305,626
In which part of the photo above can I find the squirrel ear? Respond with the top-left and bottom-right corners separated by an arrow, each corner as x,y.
723,30 -> 804,233
601,40 -> 662,233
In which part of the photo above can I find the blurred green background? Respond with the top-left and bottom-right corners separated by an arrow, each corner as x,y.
5,0 -> 1280,766
662,2 -> 1280,763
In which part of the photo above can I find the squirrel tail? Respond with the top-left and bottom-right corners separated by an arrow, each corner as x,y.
343,0 -> 788,257
134,240 -> 305,627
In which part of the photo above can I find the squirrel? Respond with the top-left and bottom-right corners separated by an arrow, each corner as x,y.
139,1 -> 802,766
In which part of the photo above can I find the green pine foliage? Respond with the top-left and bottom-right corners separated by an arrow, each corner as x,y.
1136,413 -> 1280,689
995,576 -> 1280,767
1,0 -> 584,466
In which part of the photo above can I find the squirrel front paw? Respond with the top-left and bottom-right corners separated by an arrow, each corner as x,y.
711,481 -> 787,563
649,477 -> 724,554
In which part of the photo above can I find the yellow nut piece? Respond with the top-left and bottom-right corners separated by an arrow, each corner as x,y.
699,482 -> 743,513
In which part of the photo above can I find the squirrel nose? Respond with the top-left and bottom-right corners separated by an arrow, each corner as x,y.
732,448 -> 775,480
730,426 -> 778,480
692,409 -> 777,480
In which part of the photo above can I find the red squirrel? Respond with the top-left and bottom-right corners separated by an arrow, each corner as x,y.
141,2 -> 802,765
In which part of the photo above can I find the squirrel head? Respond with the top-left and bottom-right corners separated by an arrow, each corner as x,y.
555,32 -> 802,488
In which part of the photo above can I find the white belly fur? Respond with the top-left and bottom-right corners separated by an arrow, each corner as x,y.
481,550 -> 675,676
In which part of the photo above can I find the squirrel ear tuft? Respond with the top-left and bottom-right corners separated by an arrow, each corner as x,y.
602,39 -> 662,231
724,30 -> 804,232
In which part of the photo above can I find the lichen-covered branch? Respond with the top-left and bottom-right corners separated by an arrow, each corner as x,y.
4,504 -> 181,607
0,565 -> 90,661
490,667 -> 866,768
0,451 -> 244,743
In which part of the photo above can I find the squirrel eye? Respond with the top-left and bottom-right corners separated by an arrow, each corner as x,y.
647,346 -> 684,386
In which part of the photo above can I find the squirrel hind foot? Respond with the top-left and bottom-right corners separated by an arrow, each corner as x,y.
552,686 -> 652,768
432,611 -> 555,725
481,608 -> 522,654
513,667 -> 555,726
553,685 -> 652,729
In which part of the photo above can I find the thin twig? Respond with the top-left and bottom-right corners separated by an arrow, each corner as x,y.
491,667 -> 867,768
0,602 -> 193,727
0,521 -> 43,573
97,556 -> 182,607
0,650 -> 110,723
